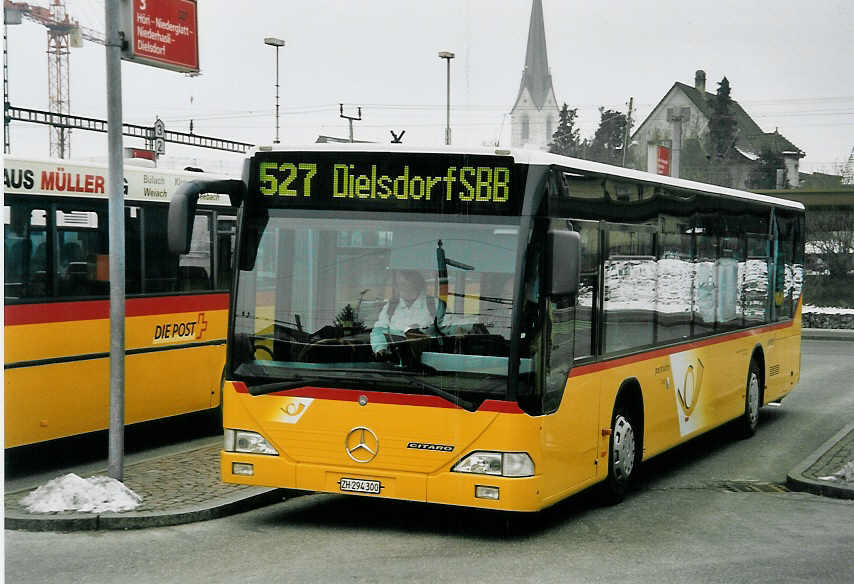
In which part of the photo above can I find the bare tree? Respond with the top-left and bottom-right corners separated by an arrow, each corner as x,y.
807,207 -> 854,279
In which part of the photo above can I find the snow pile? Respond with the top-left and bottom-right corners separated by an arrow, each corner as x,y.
819,461 -> 854,483
803,305 -> 854,315
20,473 -> 143,513
802,305 -> 854,329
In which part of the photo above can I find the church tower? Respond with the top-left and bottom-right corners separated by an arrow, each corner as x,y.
510,0 -> 559,150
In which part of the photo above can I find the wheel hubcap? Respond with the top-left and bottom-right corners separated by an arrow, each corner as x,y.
747,372 -> 760,427
612,414 -> 636,481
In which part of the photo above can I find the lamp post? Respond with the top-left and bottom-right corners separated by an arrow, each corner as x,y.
264,37 -> 285,144
438,51 -> 454,145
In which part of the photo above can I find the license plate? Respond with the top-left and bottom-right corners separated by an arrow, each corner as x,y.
339,477 -> 381,494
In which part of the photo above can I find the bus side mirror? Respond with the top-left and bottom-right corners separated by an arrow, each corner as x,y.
545,230 -> 581,296
168,179 -> 246,255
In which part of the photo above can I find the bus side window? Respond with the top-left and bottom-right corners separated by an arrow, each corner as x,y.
126,206 -> 142,294
602,226 -> 655,354
144,206 -> 178,292
215,215 -> 237,290
56,206 -> 108,298
656,226 -> 692,343
773,213 -> 799,321
178,213 -> 213,291
4,204 -> 48,300
572,220 -> 600,361
744,235 -> 770,325
693,233 -> 717,337
716,236 -> 742,331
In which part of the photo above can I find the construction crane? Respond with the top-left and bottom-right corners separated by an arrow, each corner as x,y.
4,0 -> 103,158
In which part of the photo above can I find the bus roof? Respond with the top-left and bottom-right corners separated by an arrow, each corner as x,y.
248,144 -> 805,212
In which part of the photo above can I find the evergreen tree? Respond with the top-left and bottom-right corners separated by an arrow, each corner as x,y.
549,103 -> 586,158
747,150 -> 789,189
334,303 -> 365,333
707,77 -> 738,160
588,107 -> 627,165
681,136 -> 733,187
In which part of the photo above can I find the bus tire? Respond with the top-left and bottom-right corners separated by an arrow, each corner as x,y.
601,403 -> 640,504
738,360 -> 762,438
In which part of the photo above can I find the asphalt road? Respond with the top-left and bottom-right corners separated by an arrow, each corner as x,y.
5,339 -> 854,584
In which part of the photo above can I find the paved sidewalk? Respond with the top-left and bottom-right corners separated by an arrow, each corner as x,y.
5,442 -> 287,531
787,421 -> 854,500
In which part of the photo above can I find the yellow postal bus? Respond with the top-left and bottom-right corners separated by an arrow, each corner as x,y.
4,156 -> 237,448
169,145 -> 804,510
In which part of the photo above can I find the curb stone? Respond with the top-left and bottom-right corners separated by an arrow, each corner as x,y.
5,487 -> 287,532
801,328 -> 854,341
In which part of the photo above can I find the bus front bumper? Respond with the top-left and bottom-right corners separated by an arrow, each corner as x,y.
221,451 -> 544,512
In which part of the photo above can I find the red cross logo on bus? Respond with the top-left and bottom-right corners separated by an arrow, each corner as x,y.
195,312 -> 208,339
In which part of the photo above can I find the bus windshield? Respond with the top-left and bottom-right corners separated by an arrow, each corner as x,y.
231,212 -> 529,409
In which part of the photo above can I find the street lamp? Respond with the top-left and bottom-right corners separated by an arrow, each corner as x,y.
264,37 -> 285,144
438,50 -> 454,145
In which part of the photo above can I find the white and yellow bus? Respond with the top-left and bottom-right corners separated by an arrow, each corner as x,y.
169,145 -> 804,511
4,156 -> 237,448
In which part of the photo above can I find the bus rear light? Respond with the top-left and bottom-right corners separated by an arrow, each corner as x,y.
232,462 -> 254,476
452,451 -> 534,477
224,428 -> 278,455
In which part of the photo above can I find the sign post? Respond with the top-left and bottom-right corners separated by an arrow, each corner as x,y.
105,0 -> 199,481
105,0 -> 126,481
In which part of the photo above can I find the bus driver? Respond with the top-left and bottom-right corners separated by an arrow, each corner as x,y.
370,269 -> 437,358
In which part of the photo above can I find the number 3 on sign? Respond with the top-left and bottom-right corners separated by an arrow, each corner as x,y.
259,162 -> 318,197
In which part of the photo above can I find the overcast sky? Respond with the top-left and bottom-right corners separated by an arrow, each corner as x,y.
4,0 -> 852,175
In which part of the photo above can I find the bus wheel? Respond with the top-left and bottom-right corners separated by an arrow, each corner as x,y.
738,360 -> 762,438
602,405 -> 639,504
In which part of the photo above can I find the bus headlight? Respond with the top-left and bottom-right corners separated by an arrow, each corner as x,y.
224,429 -> 278,455
451,451 -> 534,477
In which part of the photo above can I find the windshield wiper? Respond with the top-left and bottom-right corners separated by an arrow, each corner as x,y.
246,373 -> 358,396
244,372 -> 480,412
402,375 -> 476,412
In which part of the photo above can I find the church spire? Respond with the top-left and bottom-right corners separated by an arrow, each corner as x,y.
512,0 -> 554,111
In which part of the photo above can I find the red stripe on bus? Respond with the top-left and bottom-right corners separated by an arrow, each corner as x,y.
4,293 -> 229,325
127,293 -> 229,317
231,382 -> 524,413
569,319 -> 795,378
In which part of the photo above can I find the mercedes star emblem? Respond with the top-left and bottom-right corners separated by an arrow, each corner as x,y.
345,426 -> 379,463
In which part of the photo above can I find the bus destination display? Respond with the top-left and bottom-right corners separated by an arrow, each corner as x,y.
248,152 -> 526,215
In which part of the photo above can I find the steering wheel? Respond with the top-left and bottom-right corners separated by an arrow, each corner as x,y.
297,338 -> 355,361
253,344 -> 274,360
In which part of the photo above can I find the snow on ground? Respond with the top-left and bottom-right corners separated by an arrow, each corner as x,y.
21,473 -> 142,513
819,461 -> 854,483
803,305 -> 854,315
